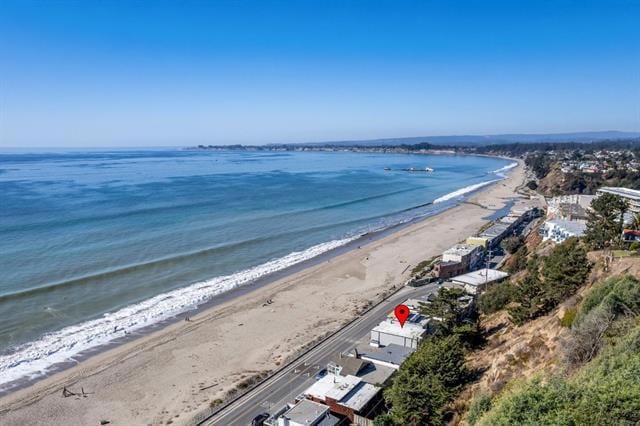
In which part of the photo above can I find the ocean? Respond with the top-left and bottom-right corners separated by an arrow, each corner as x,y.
0,148 -> 514,390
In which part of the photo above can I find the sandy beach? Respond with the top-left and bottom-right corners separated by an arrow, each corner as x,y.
0,160 -> 525,426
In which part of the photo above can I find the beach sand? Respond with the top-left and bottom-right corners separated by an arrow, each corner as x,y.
0,161 -> 525,425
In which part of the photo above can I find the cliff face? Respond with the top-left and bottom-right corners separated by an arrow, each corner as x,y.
451,252 -> 640,425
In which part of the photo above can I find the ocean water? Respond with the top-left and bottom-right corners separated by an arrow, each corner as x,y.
0,149 -> 513,389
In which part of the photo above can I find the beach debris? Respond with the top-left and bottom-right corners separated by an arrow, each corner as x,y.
62,387 -> 76,398
100,420 -> 111,425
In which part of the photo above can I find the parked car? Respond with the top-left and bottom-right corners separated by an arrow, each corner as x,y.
251,412 -> 269,426
314,368 -> 327,380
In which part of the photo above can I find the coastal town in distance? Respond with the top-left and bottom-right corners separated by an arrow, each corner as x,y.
1,1 -> 640,425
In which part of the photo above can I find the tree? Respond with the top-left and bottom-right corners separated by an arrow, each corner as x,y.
539,237 -> 591,309
584,193 -> 629,249
420,288 -> 468,335
384,336 -> 469,425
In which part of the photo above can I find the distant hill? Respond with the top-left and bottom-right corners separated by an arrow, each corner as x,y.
302,131 -> 640,147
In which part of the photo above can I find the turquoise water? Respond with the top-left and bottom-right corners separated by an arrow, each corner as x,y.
0,149 -> 512,387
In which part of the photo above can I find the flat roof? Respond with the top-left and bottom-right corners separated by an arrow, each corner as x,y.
371,319 -> 426,339
281,399 -> 329,424
305,374 -> 361,402
339,382 -> 380,411
451,268 -> 509,287
303,374 -> 379,411
599,187 -> 640,201
480,223 -> 511,238
443,243 -> 480,256
350,343 -> 414,367
356,362 -> 396,385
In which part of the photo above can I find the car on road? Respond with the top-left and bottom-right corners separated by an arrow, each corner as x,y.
314,368 -> 327,380
251,412 -> 269,426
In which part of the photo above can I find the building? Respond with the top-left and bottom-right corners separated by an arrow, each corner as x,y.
442,243 -> 484,270
479,223 -> 513,248
370,319 -> 426,349
540,219 -> 587,243
598,187 -> 640,214
274,399 -> 340,426
433,260 -> 466,279
327,353 -> 368,377
347,343 -> 413,370
466,236 -> 489,248
547,194 -> 594,220
622,229 -> 640,243
304,374 -> 382,423
450,268 -> 509,294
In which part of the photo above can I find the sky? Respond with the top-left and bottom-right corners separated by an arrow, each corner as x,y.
0,0 -> 639,147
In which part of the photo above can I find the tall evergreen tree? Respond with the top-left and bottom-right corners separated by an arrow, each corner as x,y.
584,193 -> 628,249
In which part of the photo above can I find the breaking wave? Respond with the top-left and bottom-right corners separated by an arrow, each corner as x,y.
0,236 -> 356,390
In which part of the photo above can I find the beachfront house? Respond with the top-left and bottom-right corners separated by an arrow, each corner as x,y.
442,243 -> 484,270
272,399 -> 340,426
303,374 -> 382,424
369,319 -> 427,349
450,268 -> 509,295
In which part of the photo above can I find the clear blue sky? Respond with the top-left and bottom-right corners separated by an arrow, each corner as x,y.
1,0 -> 639,147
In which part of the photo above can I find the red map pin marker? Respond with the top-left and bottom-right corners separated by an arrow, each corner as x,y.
394,304 -> 410,328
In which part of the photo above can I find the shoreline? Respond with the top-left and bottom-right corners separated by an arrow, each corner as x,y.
0,159 -> 525,425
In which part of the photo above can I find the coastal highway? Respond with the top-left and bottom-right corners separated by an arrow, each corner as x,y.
199,283 -> 439,426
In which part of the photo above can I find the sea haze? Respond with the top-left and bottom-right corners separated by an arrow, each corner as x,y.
0,149 -> 513,389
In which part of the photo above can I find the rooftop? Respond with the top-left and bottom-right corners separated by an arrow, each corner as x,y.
451,268 -> 509,287
280,399 -> 331,425
339,382 -> 380,411
327,354 -> 367,377
480,223 -> 511,238
598,187 -> 640,201
371,319 -> 427,339
304,374 -> 380,411
349,343 -> 414,368
443,243 -> 481,256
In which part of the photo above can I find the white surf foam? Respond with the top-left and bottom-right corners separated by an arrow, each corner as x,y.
0,236 -> 357,389
491,161 -> 518,177
433,179 -> 500,204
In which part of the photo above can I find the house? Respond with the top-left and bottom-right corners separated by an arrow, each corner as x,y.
597,187 -> 640,214
433,260 -> 466,279
273,399 -> 340,426
450,268 -> 509,294
370,319 -> 427,349
442,243 -> 484,270
479,223 -> 513,248
346,343 -> 413,370
622,229 -> 640,242
304,374 -> 382,423
327,353 -> 368,377
540,219 -> 587,243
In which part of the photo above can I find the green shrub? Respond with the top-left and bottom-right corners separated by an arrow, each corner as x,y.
467,394 -> 492,425
630,241 -> 640,251
559,307 -> 577,328
478,282 -> 516,314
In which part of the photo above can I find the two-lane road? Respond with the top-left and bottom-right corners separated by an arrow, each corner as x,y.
200,283 -> 439,425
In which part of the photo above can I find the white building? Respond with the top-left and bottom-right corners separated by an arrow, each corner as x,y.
540,219 -> 587,243
275,399 -> 339,426
370,319 -> 426,349
450,268 -> 509,294
442,243 -> 484,270
597,187 -> 640,214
